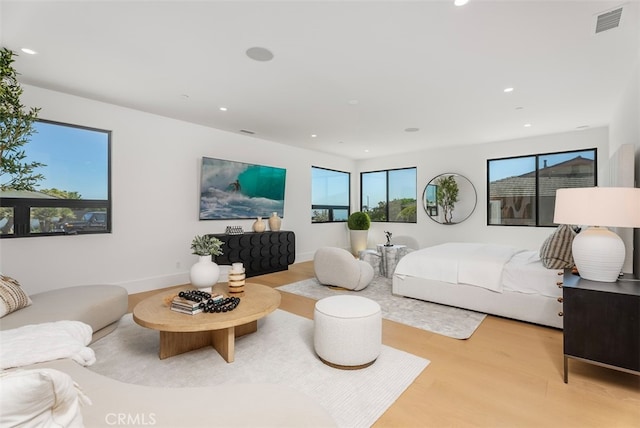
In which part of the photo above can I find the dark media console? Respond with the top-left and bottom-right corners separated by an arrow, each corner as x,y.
208,231 -> 295,278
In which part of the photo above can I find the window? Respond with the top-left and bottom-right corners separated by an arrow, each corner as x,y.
487,148 -> 596,227
361,167 -> 417,223
311,166 -> 350,223
0,119 -> 111,237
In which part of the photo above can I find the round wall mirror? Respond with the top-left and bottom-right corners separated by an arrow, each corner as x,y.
423,173 -> 477,225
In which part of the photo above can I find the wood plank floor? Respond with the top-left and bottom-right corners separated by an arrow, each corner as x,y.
128,261 -> 640,427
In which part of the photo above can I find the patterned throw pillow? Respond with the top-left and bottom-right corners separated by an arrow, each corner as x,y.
539,225 -> 576,269
0,275 -> 32,318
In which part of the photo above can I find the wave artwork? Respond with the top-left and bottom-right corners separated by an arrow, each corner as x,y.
199,157 -> 286,220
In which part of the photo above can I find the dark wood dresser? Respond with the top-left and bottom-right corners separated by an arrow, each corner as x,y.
562,271 -> 640,383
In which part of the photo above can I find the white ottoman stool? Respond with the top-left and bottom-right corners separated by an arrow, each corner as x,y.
314,295 -> 382,369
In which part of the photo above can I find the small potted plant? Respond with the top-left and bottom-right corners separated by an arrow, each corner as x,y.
347,211 -> 371,255
191,234 -> 224,256
189,235 -> 224,290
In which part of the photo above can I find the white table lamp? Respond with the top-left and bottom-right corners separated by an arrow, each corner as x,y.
554,187 -> 640,282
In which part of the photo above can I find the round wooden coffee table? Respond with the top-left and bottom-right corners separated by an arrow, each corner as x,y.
133,282 -> 280,362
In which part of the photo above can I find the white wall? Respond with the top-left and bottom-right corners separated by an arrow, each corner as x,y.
0,86 -> 617,295
0,86 -> 354,294
609,58 -> 639,275
356,127 -> 610,252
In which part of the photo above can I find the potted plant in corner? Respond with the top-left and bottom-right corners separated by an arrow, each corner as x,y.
347,211 -> 371,256
189,235 -> 224,290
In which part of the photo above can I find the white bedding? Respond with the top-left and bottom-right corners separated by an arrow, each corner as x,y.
395,243 -> 563,297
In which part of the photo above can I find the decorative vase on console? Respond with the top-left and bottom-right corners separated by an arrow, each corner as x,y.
268,212 -> 282,231
252,216 -> 266,233
189,235 -> 224,291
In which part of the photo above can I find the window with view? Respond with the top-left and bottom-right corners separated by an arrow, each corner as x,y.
0,119 -> 111,237
487,148 -> 596,227
361,167 -> 417,223
311,166 -> 350,223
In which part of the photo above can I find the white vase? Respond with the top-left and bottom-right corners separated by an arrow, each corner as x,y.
252,216 -> 266,232
349,230 -> 369,256
268,212 -> 282,231
189,255 -> 220,290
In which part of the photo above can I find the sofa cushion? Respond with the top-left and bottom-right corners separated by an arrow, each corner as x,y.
540,224 -> 576,269
0,285 -> 128,343
0,275 -> 32,318
0,367 -> 90,427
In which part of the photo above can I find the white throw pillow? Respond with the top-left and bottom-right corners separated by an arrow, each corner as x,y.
0,368 -> 91,427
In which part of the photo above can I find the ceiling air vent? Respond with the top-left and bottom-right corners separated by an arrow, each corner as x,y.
595,7 -> 623,34
239,129 -> 255,135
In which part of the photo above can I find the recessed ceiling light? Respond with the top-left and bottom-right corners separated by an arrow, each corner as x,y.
348,100 -> 359,105
404,128 -> 420,133
454,0 -> 469,6
364,149 -> 370,153
311,134 -> 317,138
524,123 -> 532,128
219,107 -> 228,111
21,48 -> 37,55
246,47 -> 274,62
504,87 -> 514,93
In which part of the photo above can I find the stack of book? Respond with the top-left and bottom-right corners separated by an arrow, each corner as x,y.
170,296 -> 204,315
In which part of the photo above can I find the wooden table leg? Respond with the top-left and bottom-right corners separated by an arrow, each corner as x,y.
211,326 -> 235,363
159,330 -> 213,360
158,320 -> 259,363
235,320 -> 258,338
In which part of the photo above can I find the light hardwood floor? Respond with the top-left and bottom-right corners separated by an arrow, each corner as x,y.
128,261 -> 640,427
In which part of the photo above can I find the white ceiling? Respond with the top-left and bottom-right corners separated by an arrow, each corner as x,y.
2,0 -> 638,159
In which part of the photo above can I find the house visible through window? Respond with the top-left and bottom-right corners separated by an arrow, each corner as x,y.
361,167 -> 417,223
0,119 -> 111,237
487,149 -> 596,227
311,166 -> 350,223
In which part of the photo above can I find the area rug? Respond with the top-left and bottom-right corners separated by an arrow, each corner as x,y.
89,311 -> 429,428
277,276 -> 486,339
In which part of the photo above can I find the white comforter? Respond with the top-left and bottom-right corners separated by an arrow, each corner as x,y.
0,320 -> 95,369
394,243 -> 525,292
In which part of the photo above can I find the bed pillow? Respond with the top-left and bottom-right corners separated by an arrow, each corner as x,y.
0,275 -> 32,318
539,225 -> 576,269
0,368 -> 89,427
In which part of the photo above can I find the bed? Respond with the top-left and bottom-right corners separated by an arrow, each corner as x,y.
392,243 -> 564,329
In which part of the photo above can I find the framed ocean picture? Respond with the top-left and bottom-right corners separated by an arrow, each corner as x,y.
199,157 -> 286,220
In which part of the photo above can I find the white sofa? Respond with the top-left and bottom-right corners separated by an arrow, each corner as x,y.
7,359 -> 335,427
0,284 -> 336,427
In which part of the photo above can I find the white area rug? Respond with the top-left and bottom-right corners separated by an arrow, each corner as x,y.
277,276 -> 486,339
89,311 -> 429,428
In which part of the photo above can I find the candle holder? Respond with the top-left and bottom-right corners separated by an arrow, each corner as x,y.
228,262 -> 246,293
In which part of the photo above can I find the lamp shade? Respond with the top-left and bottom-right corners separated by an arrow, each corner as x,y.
554,187 -> 640,228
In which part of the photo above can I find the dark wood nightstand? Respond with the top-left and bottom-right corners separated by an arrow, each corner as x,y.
562,271 -> 640,383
